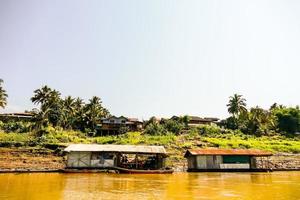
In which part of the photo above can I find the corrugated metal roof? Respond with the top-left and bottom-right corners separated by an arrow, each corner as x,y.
185,149 -> 272,157
64,144 -> 167,155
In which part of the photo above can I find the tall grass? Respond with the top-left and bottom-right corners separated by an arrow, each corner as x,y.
0,128 -> 299,153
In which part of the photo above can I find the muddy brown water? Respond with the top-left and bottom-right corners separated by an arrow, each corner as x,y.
0,172 -> 300,200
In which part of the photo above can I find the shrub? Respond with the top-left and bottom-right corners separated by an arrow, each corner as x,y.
144,123 -> 167,135
162,120 -> 184,135
0,121 -> 32,133
197,124 -> 222,136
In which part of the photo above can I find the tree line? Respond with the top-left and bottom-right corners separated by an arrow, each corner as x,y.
0,79 -> 299,136
224,94 -> 300,136
0,80 -> 110,133
30,86 -> 110,132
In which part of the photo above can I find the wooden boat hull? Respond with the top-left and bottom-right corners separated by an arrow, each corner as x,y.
113,167 -> 174,174
63,169 -> 113,173
187,168 -> 272,172
63,167 -> 174,174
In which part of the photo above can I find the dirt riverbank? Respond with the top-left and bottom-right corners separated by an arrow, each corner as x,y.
0,147 -> 299,172
0,148 -> 65,171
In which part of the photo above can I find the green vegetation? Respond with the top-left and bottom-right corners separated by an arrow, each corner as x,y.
222,94 -> 300,136
0,127 -> 299,153
0,79 -> 8,109
0,79 -> 300,156
30,85 -> 110,132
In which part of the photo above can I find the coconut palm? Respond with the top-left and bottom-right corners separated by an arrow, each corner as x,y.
227,94 -> 247,117
0,79 -> 8,109
31,86 -> 62,127
31,85 -> 53,105
84,96 -> 110,131
61,96 -> 76,129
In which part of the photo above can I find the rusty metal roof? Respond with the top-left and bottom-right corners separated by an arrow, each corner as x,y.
64,144 -> 167,155
185,149 -> 272,157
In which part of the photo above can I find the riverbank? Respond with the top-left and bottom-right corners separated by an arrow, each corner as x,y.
1,129 -> 300,172
0,148 -> 64,171
1,147 -> 300,172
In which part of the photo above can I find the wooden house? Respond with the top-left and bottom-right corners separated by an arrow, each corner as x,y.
171,115 -> 219,127
98,116 -> 143,135
184,149 -> 272,172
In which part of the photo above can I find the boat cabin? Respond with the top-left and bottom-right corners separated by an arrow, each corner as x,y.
184,149 -> 272,172
64,144 -> 168,170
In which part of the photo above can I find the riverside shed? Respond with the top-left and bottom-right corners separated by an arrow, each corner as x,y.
64,144 -> 168,170
184,149 -> 272,172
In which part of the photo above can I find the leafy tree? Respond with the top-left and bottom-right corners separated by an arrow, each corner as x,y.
178,115 -> 190,128
0,79 -> 8,109
273,106 -> 300,134
144,122 -> 167,135
244,107 -> 272,135
163,119 -> 184,135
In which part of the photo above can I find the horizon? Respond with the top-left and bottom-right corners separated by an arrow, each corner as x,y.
1,1 -> 300,119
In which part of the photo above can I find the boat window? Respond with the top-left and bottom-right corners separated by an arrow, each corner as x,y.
223,156 -> 250,163
102,153 -> 114,159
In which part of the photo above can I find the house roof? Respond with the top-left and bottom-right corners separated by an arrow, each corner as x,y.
171,115 -> 219,122
0,112 -> 33,118
64,144 -> 168,155
184,149 -> 272,157
101,116 -> 142,123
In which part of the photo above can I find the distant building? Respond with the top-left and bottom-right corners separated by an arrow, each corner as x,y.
171,115 -> 219,126
184,149 -> 272,172
98,116 -> 143,135
0,112 -> 34,122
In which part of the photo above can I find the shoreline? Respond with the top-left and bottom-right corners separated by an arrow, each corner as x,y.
1,147 -> 300,173
1,169 -> 300,174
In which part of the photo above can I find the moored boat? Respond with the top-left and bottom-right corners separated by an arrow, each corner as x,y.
63,144 -> 173,174
113,166 -> 174,174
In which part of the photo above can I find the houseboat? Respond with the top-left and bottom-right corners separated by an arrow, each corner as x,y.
64,144 -> 173,174
184,148 -> 272,172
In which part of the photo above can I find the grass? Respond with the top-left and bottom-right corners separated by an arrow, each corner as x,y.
201,135 -> 300,153
0,129 -> 300,154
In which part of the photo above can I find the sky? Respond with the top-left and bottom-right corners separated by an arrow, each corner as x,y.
0,0 -> 300,120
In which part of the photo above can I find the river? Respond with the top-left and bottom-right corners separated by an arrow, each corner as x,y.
0,172 -> 299,200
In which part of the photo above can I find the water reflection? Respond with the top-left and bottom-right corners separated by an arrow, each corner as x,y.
0,172 -> 300,200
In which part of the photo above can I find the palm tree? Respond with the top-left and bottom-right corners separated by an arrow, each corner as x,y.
0,79 -> 8,109
227,94 -> 247,117
31,85 -> 53,105
84,96 -> 110,131
31,86 -> 62,127
62,96 -> 76,129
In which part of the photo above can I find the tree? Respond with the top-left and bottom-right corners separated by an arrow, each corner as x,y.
31,86 -> 63,127
83,96 -> 110,131
61,96 -> 76,129
227,94 -> 247,117
245,107 -> 271,135
179,115 -> 190,128
31,85 -> 53,105
0,79 -> 8,109
273,106 -> 300,134
72,97 -> 85,130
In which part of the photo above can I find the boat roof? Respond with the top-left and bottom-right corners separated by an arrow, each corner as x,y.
64,144 -> 168,155
184,149 -> 272,157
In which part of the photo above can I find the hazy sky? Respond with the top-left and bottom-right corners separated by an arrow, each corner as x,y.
0,0 -> 299,119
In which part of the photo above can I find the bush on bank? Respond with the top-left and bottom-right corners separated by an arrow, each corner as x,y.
0,124 -> 299,153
